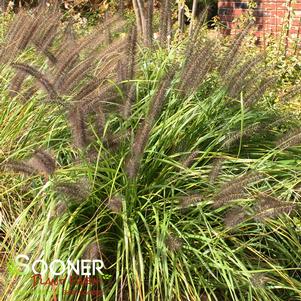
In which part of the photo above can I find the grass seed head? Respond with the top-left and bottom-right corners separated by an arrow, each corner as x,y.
107,196 -> 123,213
55,178 -> 91,202
166,234 -> 183,252
276,128 -> 301,150
250,273 -> 270,288
179,194 -> 202,209
83,241 -> 102,260
27,149 -> 56,176
224,206 -> 247,228
254,193 -> 296,222
2,160 -> 36,176
209,157 -> 225,184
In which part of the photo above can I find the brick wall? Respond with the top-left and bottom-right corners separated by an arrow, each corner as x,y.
218,0 -> 301,39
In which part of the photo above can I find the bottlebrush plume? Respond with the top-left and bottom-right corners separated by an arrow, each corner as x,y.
159,0 -> 172,46
213,192 -> 247,209
54,16 -> 126,83
125,121 -> 152,179
54,45 -> 79,87
34,23 -> 59,51
97,35 -> 128,61
184,13 -> 207,70
209,157 -> 225,184
104,130 -> 130,152
165,233 -> 183,252
32,41 -> 58,66
254,192 -> 296,222
213,171 -> 264,208
148,66 -> 177,121
118,27 -> 137,111
61,19 -> 77,46
280,85 -> 301,103
55,178 -> 91,202
67,105 -> 90,150
219,20 -> 254,77
145,0 -> 154,47
126,26 -> 138,81
33,8 -> 61,51
58,36 -> 124,95
225,55 -> 264,99
11,63 -> 60,101
9,71 -> 28,98
2,10 -> 28,49
244,77 -> 276,108
222,123 -> 262,149
94,105 -> 106,138
1,160 -> 36,176
181,151 -> 200,168
250,273 -> 270,288
97,54 -> 124,85
81,85 -> 119,115
57,56 -> 96,94
178,39 -> 216,96
0,10 -> 38,63
85,147 -> 100,164
7,13 -> 38,60
117,59 -> 126,83
71,78 -> 105,103
22,86 -> 39,102
55,28 -> 77,66
51,201 -> 68,218
276,128 -> 301,150
16,11 -> 43,52
125,66 -> 176,179
189,5 -> 208,37
224,206 -> 247,228
27,149 -> 56,176
179,194 -> 202,209
121,84 -> 136,119
107,195 -> 123,213
83,241 -> 102,260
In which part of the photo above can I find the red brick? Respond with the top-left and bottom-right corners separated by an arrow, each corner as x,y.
218,0 -> 301,37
